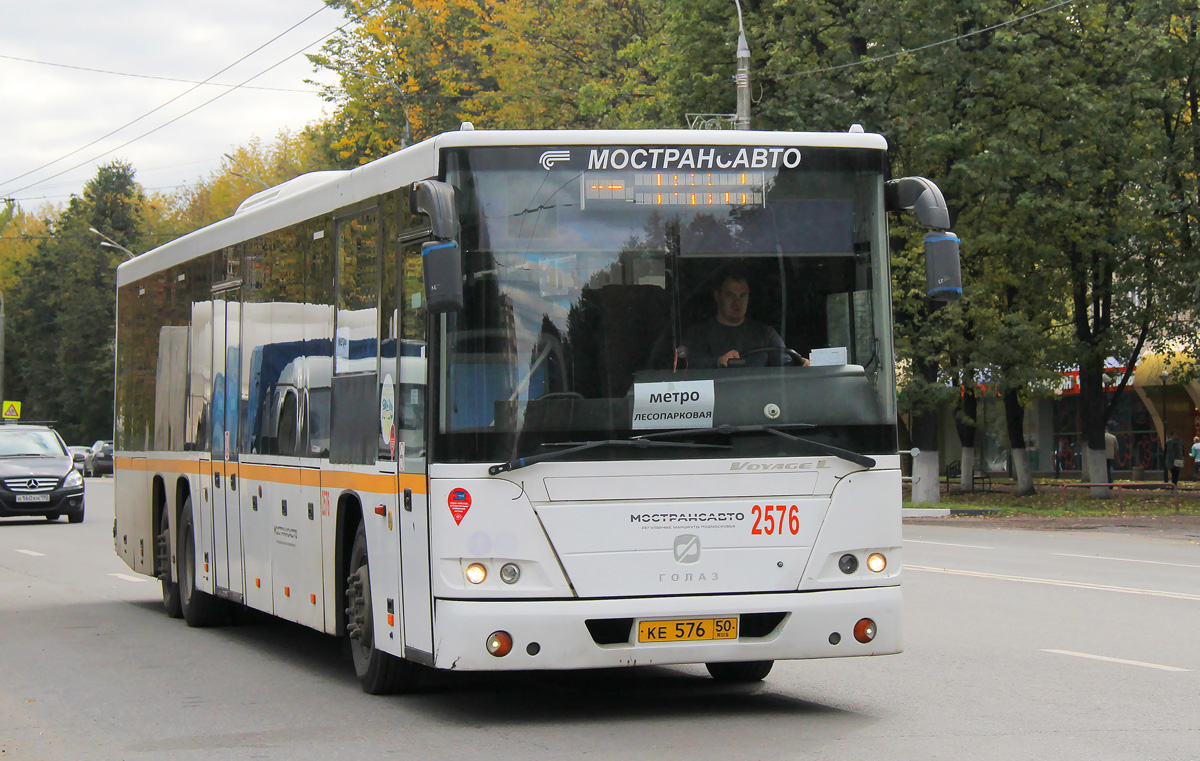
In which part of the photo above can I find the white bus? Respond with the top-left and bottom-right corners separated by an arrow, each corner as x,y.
114,127 -> 959,693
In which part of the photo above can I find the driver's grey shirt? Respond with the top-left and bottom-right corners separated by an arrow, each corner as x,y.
681,317 -> 785,368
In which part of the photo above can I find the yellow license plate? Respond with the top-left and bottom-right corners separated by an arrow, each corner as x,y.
638,617 -> 738,643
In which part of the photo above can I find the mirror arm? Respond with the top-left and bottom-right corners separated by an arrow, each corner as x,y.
885,177 -> 950,230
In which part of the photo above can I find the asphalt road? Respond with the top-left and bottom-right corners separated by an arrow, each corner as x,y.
1,481 -> 1197,760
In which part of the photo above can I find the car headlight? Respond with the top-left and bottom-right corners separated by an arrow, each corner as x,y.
64,470 -> 84,488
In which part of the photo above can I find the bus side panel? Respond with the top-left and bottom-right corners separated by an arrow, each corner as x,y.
239,460 -> 275,615
399,473 -> 433,658
799,457 -> 903,591
337,469 -> 405,658
271,463 -> 323,629
113,458 -> 152,575
195,459 -> 217,595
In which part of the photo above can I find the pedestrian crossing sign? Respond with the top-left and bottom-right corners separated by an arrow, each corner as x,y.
2,401 -> 20,420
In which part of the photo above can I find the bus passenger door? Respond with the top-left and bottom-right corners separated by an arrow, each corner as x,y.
396,239 -> 433,659
212,287 -> 246,600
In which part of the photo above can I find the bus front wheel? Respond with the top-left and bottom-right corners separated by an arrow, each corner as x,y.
705,660 -> 774,682
346,521 -> 415,694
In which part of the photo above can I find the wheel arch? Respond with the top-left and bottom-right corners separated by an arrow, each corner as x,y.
151,476 -> 168,576
334,491 -> 364,637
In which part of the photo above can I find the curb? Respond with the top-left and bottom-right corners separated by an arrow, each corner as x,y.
903,508 -> 1000,518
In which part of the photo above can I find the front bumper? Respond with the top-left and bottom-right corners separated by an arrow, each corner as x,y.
429,585 -> 901,671
0,487 -> 85,518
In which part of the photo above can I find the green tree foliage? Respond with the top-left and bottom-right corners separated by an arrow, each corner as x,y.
312,0 -> 499,165
162,129 -> 330,234
484,0 -> 671,128
6,161 -> 143,444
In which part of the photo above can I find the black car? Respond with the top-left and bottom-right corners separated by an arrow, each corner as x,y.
0,425 -> 86,523
85,440 -> 114,477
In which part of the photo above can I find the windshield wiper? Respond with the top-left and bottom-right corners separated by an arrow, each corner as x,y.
488,438 -> 730,475
636,423 -> 876,469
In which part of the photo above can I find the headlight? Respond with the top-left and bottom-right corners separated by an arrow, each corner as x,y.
465,562 -> 488,585
64,470 -> 84,488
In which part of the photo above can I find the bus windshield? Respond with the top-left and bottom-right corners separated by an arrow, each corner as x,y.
435,144 -> 897,465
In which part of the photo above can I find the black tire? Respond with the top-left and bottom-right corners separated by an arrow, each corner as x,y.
160,502 -> 182,619
346,521 -> 416,694
705,660 -> 774,682
67,505 -> 84,524
178,498 -> 225,627
45,513 -> 60,522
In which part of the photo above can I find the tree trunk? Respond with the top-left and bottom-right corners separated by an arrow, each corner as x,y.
1011,448 -> 1034,496
960,445 -> 975,493
1078,355 -> 1110,497
1085,448 -> 1110,498
956,386 -> 978,493
912,449 -> 941,503
910,355 -> 942,504
911,407 -> 941,504
1003,389 -> 1035,496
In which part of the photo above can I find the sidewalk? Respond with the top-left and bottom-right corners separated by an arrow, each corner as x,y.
903,512 -> 1200,541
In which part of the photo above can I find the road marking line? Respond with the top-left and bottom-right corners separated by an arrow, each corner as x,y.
1041,649 -> 1191,672
15,549 -> 44,557
907,565 -> 1200,601
906,539 -> 993,549
108,573 -> 149,583
1054,553 -> 1200,570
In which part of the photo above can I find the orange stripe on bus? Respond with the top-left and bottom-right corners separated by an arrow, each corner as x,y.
113,459 -> 427,494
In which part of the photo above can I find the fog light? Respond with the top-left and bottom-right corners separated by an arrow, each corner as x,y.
499,563 -> 521,584
465,562 -> 488,584
853,618 -> 877,643
867,553 -> 887,573
838,553 -> 858,574
486,630 -> 513,657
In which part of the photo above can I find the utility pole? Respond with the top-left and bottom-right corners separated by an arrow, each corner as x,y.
734,0 -> 751,130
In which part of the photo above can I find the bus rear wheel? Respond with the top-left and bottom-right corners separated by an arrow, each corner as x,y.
346,521 -> 416,694
705,660 -> 774,682
178,497 -> 225,627
159,502 -> 182,618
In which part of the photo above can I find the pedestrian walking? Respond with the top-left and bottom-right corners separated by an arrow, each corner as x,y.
1191,436 -> 1200,481
1165,431 -> 1183,485
1105,427 -> 1117,483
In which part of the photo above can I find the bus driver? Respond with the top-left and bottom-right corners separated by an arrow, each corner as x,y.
682,272 -> 806,368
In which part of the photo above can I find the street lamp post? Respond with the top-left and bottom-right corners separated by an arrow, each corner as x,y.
1159,369 -> 1169,483
734,0 -> 751,130
88,227 -> 135,260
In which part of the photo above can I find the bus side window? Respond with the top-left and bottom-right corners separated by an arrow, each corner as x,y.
399,241 -> 428,459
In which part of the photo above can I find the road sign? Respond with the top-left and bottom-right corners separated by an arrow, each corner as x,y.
2,401 -> 20,419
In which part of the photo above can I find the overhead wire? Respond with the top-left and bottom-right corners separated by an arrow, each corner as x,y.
775,0 -> 1079,79
0,53 -> 318,93
0,2 -> 353,197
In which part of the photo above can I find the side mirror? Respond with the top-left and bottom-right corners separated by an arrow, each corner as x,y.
925,232 -> 962,301
422,240 -> 464,313
885,177 -> 951,230
412,180 -> 459,240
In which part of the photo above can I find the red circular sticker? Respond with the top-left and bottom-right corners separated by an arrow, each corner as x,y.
448,488 -> 472,525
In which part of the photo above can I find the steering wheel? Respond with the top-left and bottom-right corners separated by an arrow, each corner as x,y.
726,347 -> 806,368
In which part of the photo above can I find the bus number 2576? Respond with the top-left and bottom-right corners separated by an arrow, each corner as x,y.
750,505 -> 800,535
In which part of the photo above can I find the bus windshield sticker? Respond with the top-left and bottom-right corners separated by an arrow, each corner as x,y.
448,488 -> 472,525
632,380 -> 715,431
